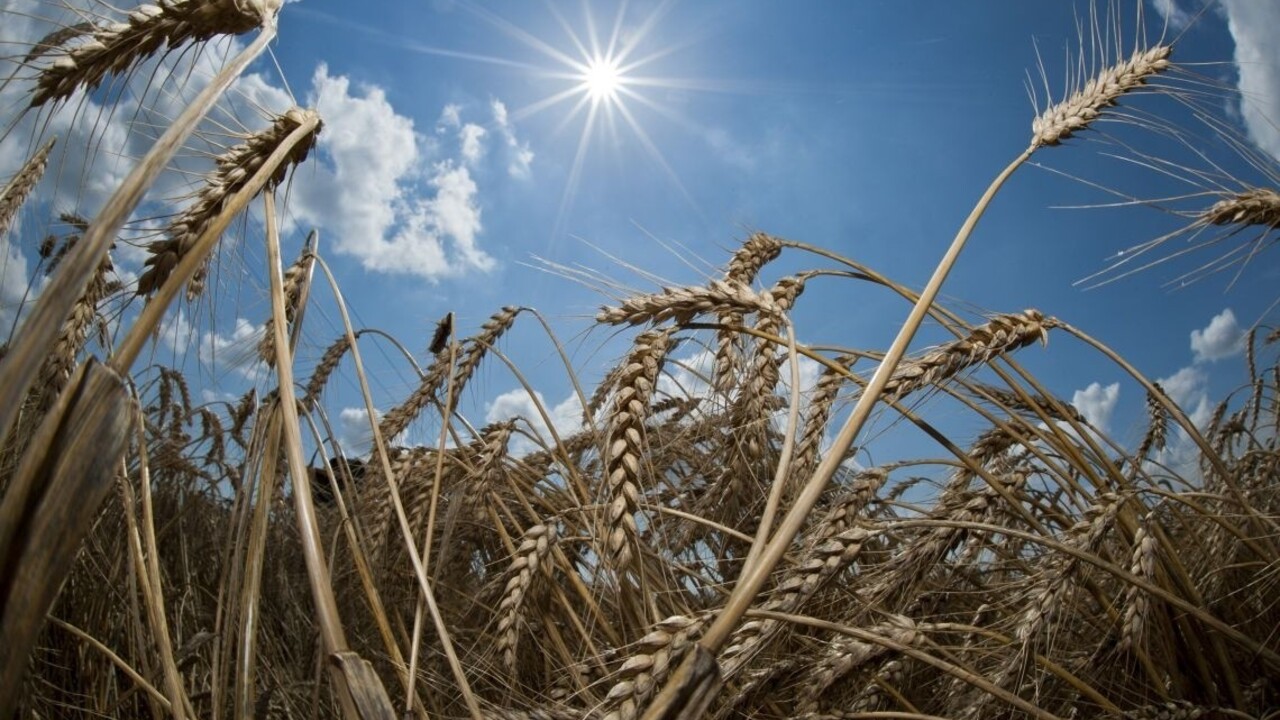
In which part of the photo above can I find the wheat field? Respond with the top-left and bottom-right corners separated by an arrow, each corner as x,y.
0,1 -> 1277,719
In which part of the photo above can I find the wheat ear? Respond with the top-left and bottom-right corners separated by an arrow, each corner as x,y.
257,246 -> 314,367
597,280 -> 779,326
601,614 -> 709,720
495,523 -> 558,674
302,333 -> 355,409
602,328 -> 672,571
713,232 -> 784,392
137,108 -> 322,299
1201,188 -> 1280,228
379,306 -> 521,439
36,245 -> 115,406
30,0 -> 282,107
1119,515 -> 1159,653
1136,383 -> 1169,461
882,310 -> 1055,400
1031,45 -> 1172,148
799,615 -> 919,715
0,137 -> 56,238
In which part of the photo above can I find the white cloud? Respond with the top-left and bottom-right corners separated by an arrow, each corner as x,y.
1219,0 -> 1280,160
1190,308 -> 1244,362
459,123 -> 487,166
491,99 -> 534,179
338,406 -> 378,456
1158,365 -> 1213,429
439,103 -> 462,130
485,387 -> 584,455
284,66 -> 497,281
1150,0 -> 1190,31
1072,381 -> 1120,433
0,235 -> 35,335
158,310 -> 264,379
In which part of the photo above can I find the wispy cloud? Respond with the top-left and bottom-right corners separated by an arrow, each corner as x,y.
1149,0 -> 1190,31
158,311 -> 264,380
459,123 -> 487,166
491,99 -> 534,179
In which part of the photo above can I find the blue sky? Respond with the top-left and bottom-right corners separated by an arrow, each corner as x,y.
1,0 -> 1278,464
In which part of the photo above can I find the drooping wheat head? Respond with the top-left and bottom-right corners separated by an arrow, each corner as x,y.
29,0 -> 283,108
136,107 -> 322,300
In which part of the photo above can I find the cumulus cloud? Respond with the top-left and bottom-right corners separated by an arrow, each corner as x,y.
1072,382 -> 1121,433
485,388 -> 584,455
158,311 -> 264,379
1152,366 -> 1213,481
284,65 -> 498,280
1219,0 -> 1280,160
337,407 -> 380,456
1158,365 -> 1213,429
1190,308 -> 1244,362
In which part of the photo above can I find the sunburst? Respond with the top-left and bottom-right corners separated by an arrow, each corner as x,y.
462,0 -> 700,237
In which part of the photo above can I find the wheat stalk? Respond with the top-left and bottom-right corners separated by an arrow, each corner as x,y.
30,0 -> 281,107
137,108 -> 322,299
1031,45 -> 1172,148
0,137 -> 56,238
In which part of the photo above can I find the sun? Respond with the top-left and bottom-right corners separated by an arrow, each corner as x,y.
456,2 -> 703,238
582,56 -> 623,103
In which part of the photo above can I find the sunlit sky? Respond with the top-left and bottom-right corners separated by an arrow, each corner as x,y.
1,0 -> 1278,461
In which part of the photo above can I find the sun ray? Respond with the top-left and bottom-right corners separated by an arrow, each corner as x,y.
294,6 -> 538,71
554,99 -> 602,241
613,96 -> 704,221
510,86 -> 585,124
463,2 -> 584,70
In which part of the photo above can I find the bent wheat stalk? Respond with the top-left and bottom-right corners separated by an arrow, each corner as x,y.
137,108 -> 321,299
0,20 -> 279,451
113,108 -> 322,371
